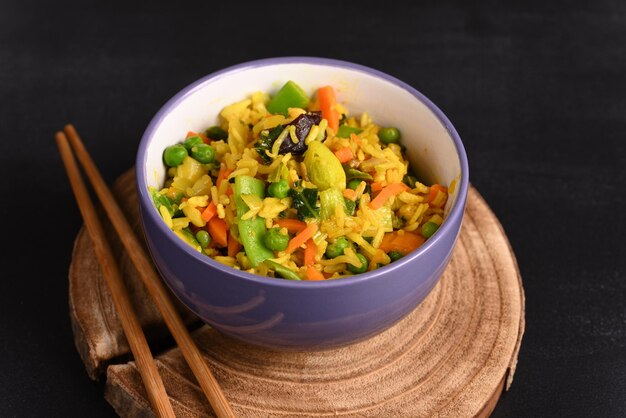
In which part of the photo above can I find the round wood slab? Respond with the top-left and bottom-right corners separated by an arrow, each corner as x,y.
69,169 -> 525,417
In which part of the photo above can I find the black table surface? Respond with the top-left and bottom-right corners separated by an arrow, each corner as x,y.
1,1 -> 624,416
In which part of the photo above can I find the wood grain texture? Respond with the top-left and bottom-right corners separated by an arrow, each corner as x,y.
70,170 -> 525,417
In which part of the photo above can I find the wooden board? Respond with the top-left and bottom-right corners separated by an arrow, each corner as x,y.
69,169 -> 525,417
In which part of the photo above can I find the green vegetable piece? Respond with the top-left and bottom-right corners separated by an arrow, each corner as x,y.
336,125 -> 363,138
268,179 -> 290,199
304,141 -> 346,190
325,237 -> 350,259
343,166 -> 373,182
344,197 -> 356,216
379,127 -> 401,144
347,179 -> 363,190
195,230 -> 211,248
150,187 -> 175,216
180,228 -> 201,250
183,136 -> 203,151
403,174 -> 418,188
421,221 -> 439,238
163,144 -> 188,167
347,253 -> 368,274
289,184 -> 320,221
267,80 -> 310,116
190,143 -> 216,164
205,126 -> 228,140
320,188 -> 347,220
389,251 -> 404,261
263,227 -> 289,251
234,176 -> 274,267
264,259 -> 302,281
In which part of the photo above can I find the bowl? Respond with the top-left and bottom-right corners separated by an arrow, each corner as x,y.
136,57 -> 469,350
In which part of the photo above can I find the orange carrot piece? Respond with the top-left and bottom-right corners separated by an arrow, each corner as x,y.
208,217 -> 228,247
201,202 -> 217,222
427,184 -> 448,207
286,223 -> 318,254
303,239 -> 317,266
317,86 -> 339,132
369,182 -> 410,210
227,230 -> 242,257
370,181 -> 384,192
274,218 -> 307,233
334,146 -> 353,163
343,188 -> 357,201
186,131 -> 198,139
216,165 -> 233,189
379,231 -> 425,254
306,265 -> 325,281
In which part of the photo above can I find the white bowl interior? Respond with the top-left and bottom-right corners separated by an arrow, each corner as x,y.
144,62 -> 462,214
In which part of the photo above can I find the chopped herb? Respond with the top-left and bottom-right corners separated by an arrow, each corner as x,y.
255,125 -> 283,164
289,183 -> 320,221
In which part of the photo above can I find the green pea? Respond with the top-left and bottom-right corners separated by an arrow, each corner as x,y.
389,251 -> 404,262
325,237 -> 350,259
163,144 -> 188,167
379,127 -> 401,144
183,135 -> 203,151
264,227 -> 289,251
347,253 -> 368,274
190,144 -> 216,164
195,230 -> 211,248
421,221 -> 439,238
205,126 -> 228,141
268,179 -> 290,199
347,179 -> 363,190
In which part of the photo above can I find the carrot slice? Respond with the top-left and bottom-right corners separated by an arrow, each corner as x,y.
208,217 -> 228,247
303,239 -> 317,266
306,265 -> 325,281
317,86 -> 340,132
201,202 -> 217,222
369,182 -> 410,210
227,230 -> 242,257
427,184 -> 448,207
216,165 -> 234,189
370,181 -> 384,192
274,218 -> 307,233
343,188 -> 357,201
334,146 -> 353,163
286,223 -> 318,254
379,231 -> 425,254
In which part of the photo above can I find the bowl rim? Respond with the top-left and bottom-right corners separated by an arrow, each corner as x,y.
136,56 -> 469,289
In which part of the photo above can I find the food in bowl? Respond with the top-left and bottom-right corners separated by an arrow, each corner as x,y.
149,80 -> 451,281
137,57 -> 468,349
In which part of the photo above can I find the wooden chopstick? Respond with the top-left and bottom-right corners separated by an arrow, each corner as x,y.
63,124 -> 236,418
55,132 -> 176,418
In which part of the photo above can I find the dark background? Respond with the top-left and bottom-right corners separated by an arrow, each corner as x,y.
1,0 -> 624,416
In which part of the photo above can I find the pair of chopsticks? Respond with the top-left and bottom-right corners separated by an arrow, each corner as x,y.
56,125 -> 236,418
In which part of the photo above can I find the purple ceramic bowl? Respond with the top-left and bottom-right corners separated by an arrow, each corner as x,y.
136,57 -> 469,350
